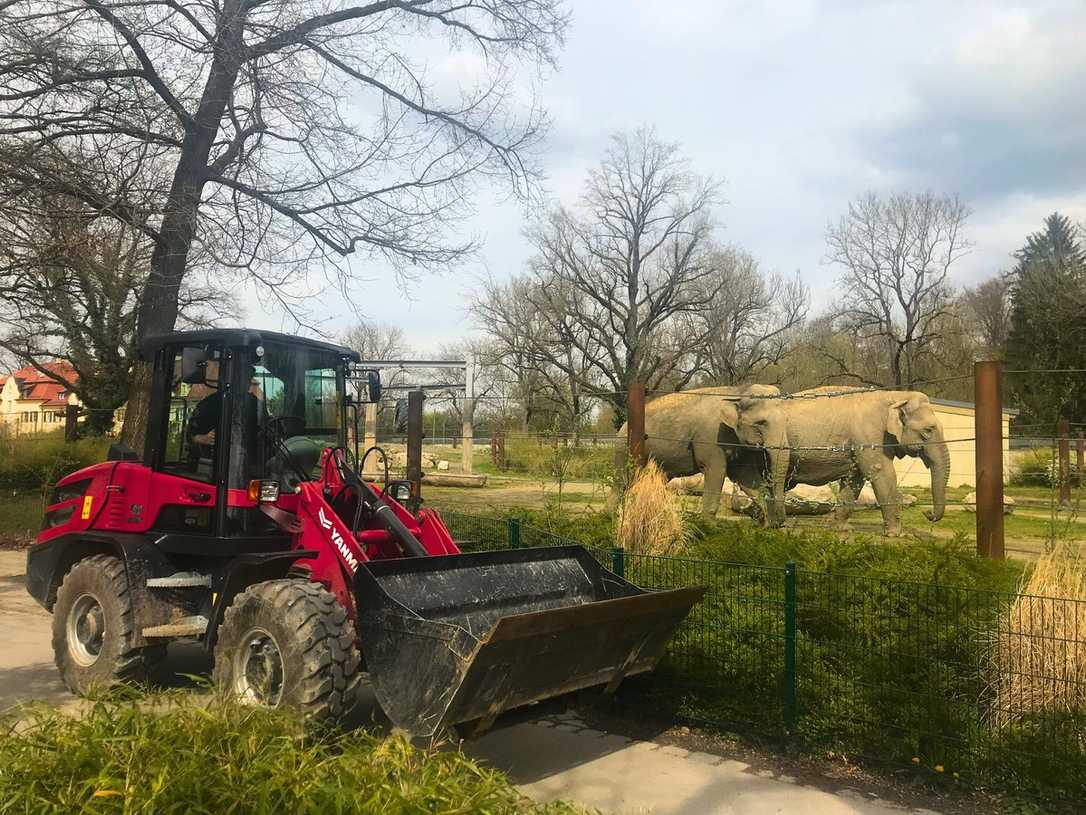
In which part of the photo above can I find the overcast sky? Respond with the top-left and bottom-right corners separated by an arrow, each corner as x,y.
257,0 -> 1086,350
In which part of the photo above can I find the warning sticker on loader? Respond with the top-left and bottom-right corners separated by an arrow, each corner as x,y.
81,495 -> 93,520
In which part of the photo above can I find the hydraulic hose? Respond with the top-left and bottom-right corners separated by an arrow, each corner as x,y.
358,486 -> 428,558
333,448 -> 428,558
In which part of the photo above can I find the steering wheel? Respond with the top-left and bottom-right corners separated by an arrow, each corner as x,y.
270,415 -> 305,438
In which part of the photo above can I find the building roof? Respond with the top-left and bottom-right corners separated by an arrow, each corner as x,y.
930,397 -> 1019,417
0,362 -> 76,407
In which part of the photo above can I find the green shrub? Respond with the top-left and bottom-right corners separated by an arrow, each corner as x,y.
1010,448 -> 1057,488
498,437 -> 614,481
0,430 -> 111,493
0,695 -> 585,814
439,506 -> 1086,801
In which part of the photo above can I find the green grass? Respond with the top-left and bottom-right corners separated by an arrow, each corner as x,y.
0,695 -> 586,814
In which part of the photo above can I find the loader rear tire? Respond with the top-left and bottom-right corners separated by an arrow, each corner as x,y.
52,554 -> 165,695
213,579 -> 360,719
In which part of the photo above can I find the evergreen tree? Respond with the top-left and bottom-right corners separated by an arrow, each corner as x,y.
1005,213 -> 1086,425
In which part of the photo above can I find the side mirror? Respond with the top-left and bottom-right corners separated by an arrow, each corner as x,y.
180,347 -> 208,384
367,370 -> 382,404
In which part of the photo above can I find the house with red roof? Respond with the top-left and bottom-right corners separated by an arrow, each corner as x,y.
0,362 -> 80,433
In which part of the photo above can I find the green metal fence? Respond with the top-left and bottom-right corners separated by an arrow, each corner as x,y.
439,510 -> 1086,801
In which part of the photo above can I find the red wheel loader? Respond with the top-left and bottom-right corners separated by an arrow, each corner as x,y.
26,329 -> 705,737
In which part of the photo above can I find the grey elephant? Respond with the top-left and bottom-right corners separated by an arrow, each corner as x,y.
732,387 -> 950,536
611,385 -> 779,516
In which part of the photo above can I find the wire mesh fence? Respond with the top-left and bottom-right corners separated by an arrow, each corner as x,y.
439,510 -> 1086,801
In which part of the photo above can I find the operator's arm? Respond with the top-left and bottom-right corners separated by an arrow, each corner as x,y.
187,394 -> 220,447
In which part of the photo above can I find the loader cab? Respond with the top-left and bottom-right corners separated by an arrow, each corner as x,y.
142,329 -> 361,536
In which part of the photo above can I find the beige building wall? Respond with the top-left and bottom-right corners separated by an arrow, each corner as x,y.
895,402 -> 1013,489
0,375 -> 80,434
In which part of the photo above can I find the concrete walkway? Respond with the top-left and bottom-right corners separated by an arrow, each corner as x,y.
467,713 -> 936,815
0,551 -> 938,814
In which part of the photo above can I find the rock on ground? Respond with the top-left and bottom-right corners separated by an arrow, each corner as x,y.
962,492 -> 1016,514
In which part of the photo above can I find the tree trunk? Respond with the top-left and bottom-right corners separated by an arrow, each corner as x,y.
119,1 -> 247,452
120,361 -> 152,449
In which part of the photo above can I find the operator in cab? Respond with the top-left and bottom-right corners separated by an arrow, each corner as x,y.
186,362 -> 265,467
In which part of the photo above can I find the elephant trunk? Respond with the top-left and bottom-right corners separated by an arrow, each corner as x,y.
765,431 -> 790,527
921,440 -> 950,522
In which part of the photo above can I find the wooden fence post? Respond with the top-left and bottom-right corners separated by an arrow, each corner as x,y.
406,389 -> 424,514
627,382 -> 647,470
1058,418 -> 1071,507
974,361 -> 1004,559
64,404 -> 80,442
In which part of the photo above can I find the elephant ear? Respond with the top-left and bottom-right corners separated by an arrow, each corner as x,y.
886,399 -> 908,442
717,401 -> 740,440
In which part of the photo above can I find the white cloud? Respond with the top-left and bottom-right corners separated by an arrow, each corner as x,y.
243,0 -> 1086,351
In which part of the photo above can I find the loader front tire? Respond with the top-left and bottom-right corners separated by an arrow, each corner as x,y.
213,579 -> 360,719
52,554 -> 164,695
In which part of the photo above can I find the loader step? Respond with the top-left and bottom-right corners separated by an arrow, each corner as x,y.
142,615 -> 209,638
146,572 -> 212,588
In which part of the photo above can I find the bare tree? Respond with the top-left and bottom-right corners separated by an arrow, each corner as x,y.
0,162 -> 232,434
469,275 -> 548,430
471,273 -> 599,436
825,191 -> 971,387
342,320 -> 409,423
0,0 -> 568,448
960,275 -> 1012,358
687,247 -> 808,384
525,128 -> 724,426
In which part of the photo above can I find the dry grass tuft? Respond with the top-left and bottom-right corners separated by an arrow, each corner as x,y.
615,460 -> 691,556
990,540 -> 1086,729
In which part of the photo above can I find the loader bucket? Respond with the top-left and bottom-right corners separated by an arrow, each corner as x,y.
354,546 -> 706,737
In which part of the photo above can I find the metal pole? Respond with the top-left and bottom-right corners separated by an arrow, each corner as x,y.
611,546 -> 625,578
627,382 -> 647,469
783,561 -> 797,734
406,389 -> 424,515
1058,417 -> 1071,507
973,361 -> 1004,559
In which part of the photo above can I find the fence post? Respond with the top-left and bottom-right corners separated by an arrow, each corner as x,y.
507,517 -> 521,549
64,404 -> 80,442
627,382 -> 647,469
973,361 -> 1005,559
406,389 -> 424,515
1058,418 -> 1071,507
611,546 -> 625,578
783,561 -> 797,734
462,354 -> 475,474
1077,430 -> 1084,477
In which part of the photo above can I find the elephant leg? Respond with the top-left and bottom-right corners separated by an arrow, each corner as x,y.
702,459 -> 726,517
834,471 -> 865,529
860,453 -> 902,537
